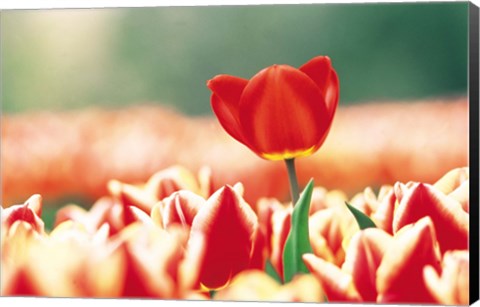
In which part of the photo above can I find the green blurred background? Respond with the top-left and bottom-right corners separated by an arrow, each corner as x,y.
1,2 -> 469,116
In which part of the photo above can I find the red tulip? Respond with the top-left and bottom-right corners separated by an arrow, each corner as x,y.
376,216 -> 442,303
207,56 -> 339,160
341,228 -> 393,302
392,182 -> 468,253
186,185 -> 259,290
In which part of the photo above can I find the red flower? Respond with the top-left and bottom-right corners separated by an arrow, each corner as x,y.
392,182 -> 468,253
207,56 -> 339,160
186,185 -> 258,290
376,217 -> 442,303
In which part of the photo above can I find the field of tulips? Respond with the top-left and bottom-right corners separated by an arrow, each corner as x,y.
0,55 -> 471,305
1,165 -> 470,304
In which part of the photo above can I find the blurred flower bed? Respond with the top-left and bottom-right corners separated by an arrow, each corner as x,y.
1,165 -> 469,305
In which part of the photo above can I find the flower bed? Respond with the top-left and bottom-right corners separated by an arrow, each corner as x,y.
1,165 -> 469,304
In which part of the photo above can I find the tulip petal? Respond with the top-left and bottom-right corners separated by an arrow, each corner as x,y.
207,75 -> 248,113
309,208 -> 344,266
239,65 -> 329,159
256,197 -> 284,254
145,166 -> 201,200
207,75 -> 249,145
448,181 -> 469,212
270,206 -> 292,281
433,167 -> 469,195
107,180 -> 157,213
392,182 -> 468,253
118,223 -> 185,298
249,227 -> 267,270
299,56 -> 332,95
377,216 -> 441,303
303,253 -> 361,302
214,270 -> 281,301
370,188 -> 396,234
432,166 -> 469,213
1,266 -> 40,296
214,270 -> 325,302
423,250 -> 469,305
54,197 -> 112,234
342,228 -> 393,302
188,185 -> 258,289
2,195 -> 44,234
161,191 -> 204,229
299,56 -> 339,119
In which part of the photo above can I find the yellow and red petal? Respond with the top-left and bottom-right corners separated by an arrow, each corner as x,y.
238,65 -> 329,160
107,180 -> 157,213
188,185 -> 258,289
433,167 -> 469,195
342,228 -> 393,302
248,227 -> 267,270
144,166 -> 201,200
392,182 -> 468,253
303,253 -> 361,302
309,208 -> 344,266
423,250 -> 469,305
161,190 -> 204,229
270,206 -> 292,280
54,197 -> 112,234
214,270 -> 325,302
2,195 -> 44,234
377,216 -> 441,303
214,270 -> 281,301
256,197 -> 284,252
370,188 -> 396,234
448,181 -> 469,212
100,197 -> 153,236
118,223 -> 185,298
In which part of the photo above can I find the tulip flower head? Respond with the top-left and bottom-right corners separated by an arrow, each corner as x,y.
207,55 -> 339,161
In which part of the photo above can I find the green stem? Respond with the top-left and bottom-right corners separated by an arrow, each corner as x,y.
285,158 -> 300,206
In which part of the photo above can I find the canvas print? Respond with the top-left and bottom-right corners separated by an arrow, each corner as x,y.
1,2 -> 478,305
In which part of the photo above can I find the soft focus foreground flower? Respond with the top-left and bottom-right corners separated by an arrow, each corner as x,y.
433,167 -> 469,212
54,166 -> 214,236
113,222 -> 195,298
376,217 -> 442,303
302,217 -> 446,304
1,194 -> 44,235
187,184 -> 259,290
2,220 -> 125,297
341,228 -> 393,302
303,253 -> 362,302
423,250 -> 469,305
298,167 -> 470,304
207,56 -> 339,160
392,181 -> 468,253
106,165 -> 214,213
1,166 -> 470,303
214,270 -> 326,302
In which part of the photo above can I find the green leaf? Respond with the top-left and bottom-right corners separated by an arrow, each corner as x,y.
265,259 -> 282,284
282,179 -> 314,283
345,202 -> 377,230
